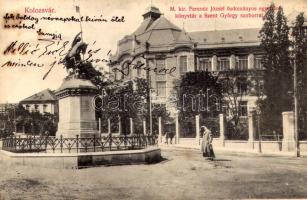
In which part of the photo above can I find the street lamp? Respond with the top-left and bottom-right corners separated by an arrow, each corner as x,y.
149,89 -> 157,136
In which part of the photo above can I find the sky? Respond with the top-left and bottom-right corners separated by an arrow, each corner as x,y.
0,0 -> 306,103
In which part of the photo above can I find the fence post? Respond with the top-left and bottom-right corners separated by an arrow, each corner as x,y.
175,112 -> 179,144
14,136 -> 17,151
118,115 -> 121,135
60,135 -> 63,153
45,136 -> 48,152
195,115 -> 200,145
29,135 -> 31,151
18,135 -> 21,151
130,118 -> 133,135
93,134 -> 96,152
248,111 -> 256,149
158,117 -> 162,144
76,135 -> 79,153
108,118 -> 111,134
33,135 -> 36,150
109,133 -> 112,151
219,113 -> 226,147
98,118 -> 101,134
143,119 -> 146,135
282,111 -> 295,152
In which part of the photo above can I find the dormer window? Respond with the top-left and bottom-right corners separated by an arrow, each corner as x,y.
142,6 -> 162,20
179,56 -> 188,75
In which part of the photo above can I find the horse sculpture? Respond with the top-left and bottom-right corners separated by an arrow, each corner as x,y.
63,32 -> 88,76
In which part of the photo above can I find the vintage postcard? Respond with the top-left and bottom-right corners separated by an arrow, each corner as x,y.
0,0 -> 307,199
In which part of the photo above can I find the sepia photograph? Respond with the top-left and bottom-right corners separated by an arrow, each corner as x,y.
0,0 -> 307,199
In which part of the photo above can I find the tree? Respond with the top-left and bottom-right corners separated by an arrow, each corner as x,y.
79,62 -> 110,90
0,104 -> 58,136
258,4 -> 292,134
292,12 -> 307,139
173,71 -> 223,137
218,70 -> 252,139
174,71 -> 222,116
99,77 -> 169,135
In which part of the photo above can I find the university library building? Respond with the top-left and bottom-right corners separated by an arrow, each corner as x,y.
109,6 -> 265,141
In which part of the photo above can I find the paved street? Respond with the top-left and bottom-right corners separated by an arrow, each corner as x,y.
0,148 -> 307,199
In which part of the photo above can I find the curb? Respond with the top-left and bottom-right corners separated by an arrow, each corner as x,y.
159,144 -> 307,158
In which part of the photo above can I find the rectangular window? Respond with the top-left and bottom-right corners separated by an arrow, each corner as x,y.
222,104 -> 229,115
199,58 -> 212,71
114,71 -> 117,81
136,61 -> 142,77
255,56 -> 263,69
239,101 -> 248,117
217,57 -> 229,71
237,78 -> 248,94
34,104 -> 39,112
114,69 -> 119,81
121,62 -> 129,80
236,56 -> 248,70
156,59 -> 166,80
0,106 -> 4,114
156,81 -> 166,97
179,56 -> 188,75
43,104 -> 47,113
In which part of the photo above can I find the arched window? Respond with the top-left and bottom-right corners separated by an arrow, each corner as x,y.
121,62 -> 130,80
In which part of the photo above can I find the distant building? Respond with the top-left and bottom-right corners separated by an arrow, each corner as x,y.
0,103 -> 18,115
20,89 -> 58,115
0,103 -> 18,130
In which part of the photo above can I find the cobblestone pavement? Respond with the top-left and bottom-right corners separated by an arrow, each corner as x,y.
0,148 -> 307,200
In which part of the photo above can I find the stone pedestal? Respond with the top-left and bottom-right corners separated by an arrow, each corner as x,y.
55,76 -> 99,138
282,111 -> 295,152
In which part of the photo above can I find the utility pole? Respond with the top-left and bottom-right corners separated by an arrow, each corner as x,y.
149,86 -> 153,136
257,112 -> 262,153
293,59 -> 300,157
206,88 -> 210,111
101,88 -> 106,135
148,63 -> 153,136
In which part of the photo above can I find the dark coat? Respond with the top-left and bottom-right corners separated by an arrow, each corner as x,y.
201,129 -> 215,158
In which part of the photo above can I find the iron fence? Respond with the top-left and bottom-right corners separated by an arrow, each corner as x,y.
259,134 -> 283,141
1,134 -> 158,153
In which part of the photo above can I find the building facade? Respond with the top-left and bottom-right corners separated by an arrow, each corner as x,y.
20,89 -> 58,115
109,6 -> 264,119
